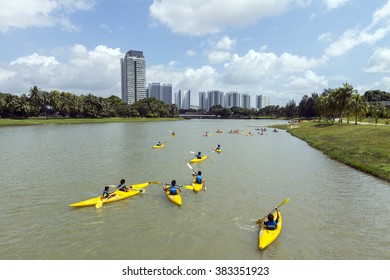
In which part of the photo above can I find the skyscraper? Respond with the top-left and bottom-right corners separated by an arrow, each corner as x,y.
241,94 -> 251,109
148,83 -> 172,105
121,50 -> 146,105
256,95 -> 270,109
175,90 -> 191,109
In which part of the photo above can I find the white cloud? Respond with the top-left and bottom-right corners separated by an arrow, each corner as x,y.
318,32 -> 333,42
323,0 -> 350,10
214,35 -> 236,50
0,0 -> 94,32
285,70 -> 327,90
365,48 -> 390,73
325,1 -> 390,58
1,44 -> 122,96
208,51 -> 231,64
11,53 -> 59,66
0,68 -> 16,83
186,49 -> 197,56
149,0 -> 293,36
223,49 -> 323,85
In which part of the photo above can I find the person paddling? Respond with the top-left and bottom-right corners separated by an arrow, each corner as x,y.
264,208 -> 280,230
193,171 -> 203,184
196,151 -> 202,159
102,186 -> 116,199
163,180 -> 181,195
117,179 -> 133,192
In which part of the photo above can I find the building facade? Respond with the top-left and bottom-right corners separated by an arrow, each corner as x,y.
121,50 -> 146,105
225,92 -> 240,108
175,90 -> 191,110
148,83 -> 172,105
255,95 -> 270,109
241,94 -> 251,109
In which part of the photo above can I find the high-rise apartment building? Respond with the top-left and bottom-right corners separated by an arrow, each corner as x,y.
256,95 -> 270,109
175,90 -> 191,110
121,50 -> 146,105
225,92 -> 241,108
241,94 -> 251,109
148,83 -> 172,105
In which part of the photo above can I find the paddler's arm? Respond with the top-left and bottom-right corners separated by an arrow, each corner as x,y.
275,208 -> 280,222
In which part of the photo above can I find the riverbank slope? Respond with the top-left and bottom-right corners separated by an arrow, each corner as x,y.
273,121 -> 390,182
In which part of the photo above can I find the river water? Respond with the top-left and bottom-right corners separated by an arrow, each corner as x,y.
0,119 -> 389,260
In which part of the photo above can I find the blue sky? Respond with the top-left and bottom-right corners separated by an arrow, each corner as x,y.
1,0 -> 390,106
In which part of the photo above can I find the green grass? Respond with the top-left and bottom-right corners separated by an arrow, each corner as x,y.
0,117 -> 182,126
273,121 -> 390,182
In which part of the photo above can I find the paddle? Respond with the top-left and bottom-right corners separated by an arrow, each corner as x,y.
190,151 -> 196,154
256,198 -> 289,224
152,181 -> 192,191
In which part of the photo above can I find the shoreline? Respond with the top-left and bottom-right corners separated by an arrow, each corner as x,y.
272,121 -> 390,182
0,117 -> 183,126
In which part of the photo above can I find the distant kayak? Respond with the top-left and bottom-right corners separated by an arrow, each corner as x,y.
153,144 -> 165,149
258,210 -> 282,250
215,148 -> 221,153
165,190 -> 182,206
190,155 -> 208,163
69,182 -> 150,207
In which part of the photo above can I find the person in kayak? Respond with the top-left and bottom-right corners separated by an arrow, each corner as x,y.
102,186 -> 117,199
215,144 -> 221,151
117,179 -> 133,192
164,180 -> 181,195
196,151 -> 202,159
156,141 -> 161,146
264,208 -> 280,230
193,171 -> 203,184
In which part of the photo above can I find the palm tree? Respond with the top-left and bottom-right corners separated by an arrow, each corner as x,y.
13,94 -> 31,118
346,93 -> 368,124
333,83 -> 355,122
28,86 -> 43,116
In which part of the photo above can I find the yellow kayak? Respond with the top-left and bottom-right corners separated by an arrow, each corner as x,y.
190,155 -> 208,163
165,190 -> 182,206
69,182 -> 150,207
153,144 -> 165,149
215,148 -> 221,153
258,210 -> 282,250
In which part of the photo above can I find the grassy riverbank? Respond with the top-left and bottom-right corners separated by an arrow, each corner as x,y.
273,121 -> 390,182
0,117 -> 182,126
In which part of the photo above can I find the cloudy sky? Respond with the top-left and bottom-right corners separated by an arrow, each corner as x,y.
1,0 -> 390,106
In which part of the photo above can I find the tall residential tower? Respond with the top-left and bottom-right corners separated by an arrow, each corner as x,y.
121,50 -> 146,105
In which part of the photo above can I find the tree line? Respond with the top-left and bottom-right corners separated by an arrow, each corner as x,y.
1,84 -> 390,121
0,86 -> 179,118
208,83 -> 390,123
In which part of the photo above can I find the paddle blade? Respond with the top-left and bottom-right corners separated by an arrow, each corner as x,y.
149,181 -> 161,185
95,200 -> 103,209
256,218 -> 264,224
278,198 -> 289,208
190,151 -> 195,154
187,163 -> 193,170
184,185 -> 194,190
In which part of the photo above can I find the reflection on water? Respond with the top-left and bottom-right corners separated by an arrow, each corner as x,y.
0,120 -> 389,260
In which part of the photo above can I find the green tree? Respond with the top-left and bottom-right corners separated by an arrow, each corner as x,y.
346,93 -> 368,124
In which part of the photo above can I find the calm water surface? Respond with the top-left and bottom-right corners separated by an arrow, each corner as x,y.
0,119 -> 389,260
